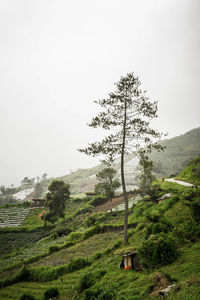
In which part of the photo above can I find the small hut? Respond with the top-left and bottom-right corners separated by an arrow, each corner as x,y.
32,198 -> 46,207
120,251 -> 143,271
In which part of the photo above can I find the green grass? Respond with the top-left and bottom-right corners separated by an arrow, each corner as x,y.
0,170 -> 200,300
176,155 -> 200,185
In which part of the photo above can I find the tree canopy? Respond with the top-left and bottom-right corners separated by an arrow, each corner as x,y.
95,166 -> 121,212
45,180 -> 70,223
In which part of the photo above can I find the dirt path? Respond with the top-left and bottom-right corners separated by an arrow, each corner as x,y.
165,178 -> 195,187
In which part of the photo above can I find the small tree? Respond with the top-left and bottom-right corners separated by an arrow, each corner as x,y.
45,180 -> 70,223
79,73 -> 163,243
34,182 -> 43,198
138,150 -> 155,196
95,167 -> 121,212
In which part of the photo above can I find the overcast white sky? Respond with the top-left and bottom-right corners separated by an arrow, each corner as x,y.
0,0 -> 199,186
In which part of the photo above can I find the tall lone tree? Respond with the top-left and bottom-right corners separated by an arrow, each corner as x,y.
79,73 -> 163,243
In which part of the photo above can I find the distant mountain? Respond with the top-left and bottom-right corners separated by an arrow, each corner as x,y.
58,127 -> 200,195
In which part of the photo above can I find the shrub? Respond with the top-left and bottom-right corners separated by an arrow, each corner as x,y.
88,195 -> 108,206
145,218 -> 172,239
49,245 -> 60,254
138,232 -> 179,269
84,284 -> 116,300
78,272 -> 94,292
68,231 -> 83,241
19,293 -> 36,300
93,252 -> 102,260
85,214 -> 97,227
67,257 -> 91,273
190,199 -> 200,223
83,224 -> 102,240
78,270 -> 107,292
51,225 -> 72,237
43,287 -> 59,299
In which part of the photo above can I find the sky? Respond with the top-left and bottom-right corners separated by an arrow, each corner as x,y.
0,0 -> 200,186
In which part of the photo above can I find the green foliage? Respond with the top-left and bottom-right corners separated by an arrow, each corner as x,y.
43,287 -> 59,299
88,195 -> 108,207
45,179 -> 70,223
0,265 -> 30,289
138,151 -> 156,196
19,293 -> 36,300
145,218 -> 173,239
94,167 -> 120,209
48,245 -> 60,254
138,232 -> 179,269
190,199 -> 200,223
83,284 -> 116,300
78,270 -> 106,292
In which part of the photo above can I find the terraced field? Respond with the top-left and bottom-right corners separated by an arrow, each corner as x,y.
0,207 -> 30,228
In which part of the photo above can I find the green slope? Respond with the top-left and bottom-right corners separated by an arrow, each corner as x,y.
176,155 -> 200,185
150,127 -> 200,177
0,176 -> 200,299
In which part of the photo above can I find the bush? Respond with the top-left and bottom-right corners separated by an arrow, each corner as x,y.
85,214 -> 97,227
43,287 -> 59,299
190,199 -> 200,223
49,245 -> 60,254
145,218 -> 172,239
84,284 -> 116,300
138,232 -> 179,269
51,226 -> 72,237
88,195 -> 108,206
79,272 -> 94,292
78,270 -> 107,292
83,224 -> 102,240
68,231 -> 83,241
19,293 -> 36,300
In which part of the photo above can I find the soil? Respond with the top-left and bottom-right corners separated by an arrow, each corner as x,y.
94,192 -> 137,213
150,272 -> 170,297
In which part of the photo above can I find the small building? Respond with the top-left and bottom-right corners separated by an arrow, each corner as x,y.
32,198 -> 46,207
120,251 -> 143,271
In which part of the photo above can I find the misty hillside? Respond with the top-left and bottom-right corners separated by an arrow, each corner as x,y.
59,127 -> 200,195
150,127 -> 200,177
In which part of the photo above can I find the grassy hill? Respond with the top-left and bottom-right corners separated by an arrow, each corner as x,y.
176,155 -> 200,185
0,157 -> 200,299
150,127 -> 200,178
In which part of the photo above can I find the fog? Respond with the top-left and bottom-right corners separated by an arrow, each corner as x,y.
0,0 -> 199,186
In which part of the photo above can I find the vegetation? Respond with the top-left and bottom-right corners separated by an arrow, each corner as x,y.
0,154 -> 200,299
95,166 -> 120,212
150,127 -> 200,177
79,73 -> 163,243
138,151 -> 155,196
45,180 -> 70,223
177,155 -> 200,185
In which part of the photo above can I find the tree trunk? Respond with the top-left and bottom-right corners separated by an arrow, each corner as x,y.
121,150 -> 129,244
109,198 -> 112,213
121,101 -> 128,244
